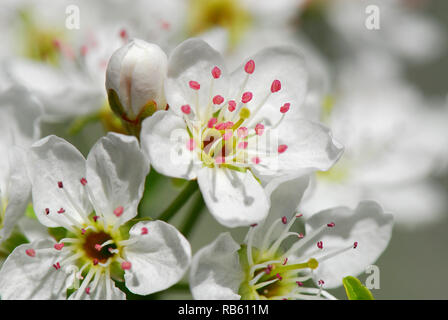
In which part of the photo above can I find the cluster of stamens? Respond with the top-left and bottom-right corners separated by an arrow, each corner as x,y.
240,214 -> 358,300
181,60 -> 290,171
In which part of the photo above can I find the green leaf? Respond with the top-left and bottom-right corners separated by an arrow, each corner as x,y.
343,276 -> 374,300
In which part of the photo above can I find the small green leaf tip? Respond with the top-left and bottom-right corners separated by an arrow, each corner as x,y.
343,276 -> 374,300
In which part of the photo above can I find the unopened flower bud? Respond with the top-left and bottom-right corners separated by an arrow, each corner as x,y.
106,39 -> 168,129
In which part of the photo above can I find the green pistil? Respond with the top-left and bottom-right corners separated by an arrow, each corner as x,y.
237,245 -> 319,300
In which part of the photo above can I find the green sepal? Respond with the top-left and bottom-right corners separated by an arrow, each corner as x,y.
343,276 -> 375,300
107,89 -> 126,118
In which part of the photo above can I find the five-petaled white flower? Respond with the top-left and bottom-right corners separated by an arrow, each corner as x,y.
141,38 -> 343,228
189,177 -> 393,300
0,133 -> 191,299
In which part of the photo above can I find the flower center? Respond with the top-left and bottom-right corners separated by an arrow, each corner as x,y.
183,62 -> 289,172
188,0 -> 252,47
82,230 -> 117,264
17,9 -> 65,66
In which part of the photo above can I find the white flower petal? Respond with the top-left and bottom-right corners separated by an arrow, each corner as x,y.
253,118 -> 343,180
28,135 -> 91,228
0,240 -> 69,299
301,201 -> 394,289
165,38 -> 229,119
197,167 -> 270,228
0,148 -> 31,242
141,110 -> 197,180
249,174 -> 310,248
124,220 -> 192,295
190,232 -> 243,300
69,273 -> 126,300
229,46 -> 307,125
86,133 -> 149,225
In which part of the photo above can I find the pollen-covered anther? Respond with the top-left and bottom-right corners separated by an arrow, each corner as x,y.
281,216 -> 287,224
237,127 -> 248,138
85,287 -> 91,295
296,281 -> 303,287
251,157 -> 261,164
94,244 -> 102,251
26,249 -> 36,257
238,141 -> 248,149
119,28 -> 128,40
298,233 -> 304,239
54,243 -> 64,250
45,208 -> 50,215
81,228 -> 86,235
212,66 -> 221,79
282,257 -> 288,265
53,262 -> 61,270
93,259 -> 99,266
255,123 -> 265,136
245,60 -> 255,74
264,264 -> 273,274
215,157 -> 225,165
141,227 -> 149,235
189,80 -> 200,90
186,138 -> 196,151
280,103 -> 290,114
181,104 -> 191,114
278,145 -> 288,154
296,213 -> 303,218
208,117 -> 218,128
93,215 -> 99,222
57,208 -> 65,214
121,261 -> 132,270
241,92 -> 253,103
250,223 -> 258,227
353,241 -> 358,249
317,241 -> 323,249
80,177 -> 87,186
213,95 -> 224,105
228,100 -> 236,112
276,273 -> 283,281
114,206 -> 124,217
271,80 -> 281,93
327,222 -> 335,228
58,181 -> 64,188
318,280 -> 325,286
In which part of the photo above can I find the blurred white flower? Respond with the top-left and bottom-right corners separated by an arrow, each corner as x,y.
324,0 -> 446,66
0,133 -> 191,299
300,63 -> 448,227
140,38 -> 342,228
190,198 -> 393,300
0,86 -> 42,244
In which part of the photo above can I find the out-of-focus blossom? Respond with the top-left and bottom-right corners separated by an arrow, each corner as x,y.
140,38 -> 342,227
0,86 -> 42,244
323,0 -> 446,66
300,60 -> 448,227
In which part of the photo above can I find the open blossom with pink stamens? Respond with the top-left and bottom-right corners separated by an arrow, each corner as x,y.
0,133 -> 191,300
189,198 -> 393,300
141,38 -> 343,228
